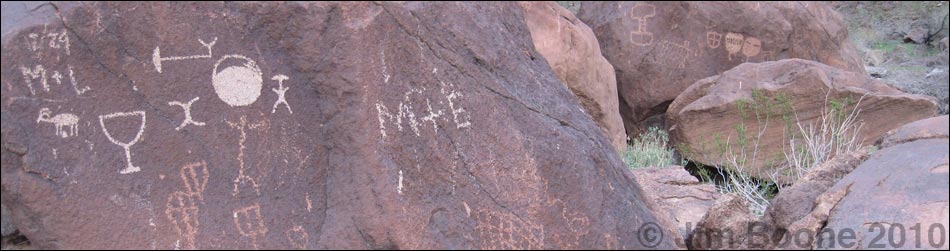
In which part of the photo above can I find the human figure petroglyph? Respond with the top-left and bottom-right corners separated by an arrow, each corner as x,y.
37,108 -> 79,138
628,3 -> 656,46
233,204 -> 268,250
152,37 -> 216,73
227,115 -> 267,196
99,111 -> 146,174
169,97 -> 207,131
270,75 -> 292,114
213,55 -> 264,107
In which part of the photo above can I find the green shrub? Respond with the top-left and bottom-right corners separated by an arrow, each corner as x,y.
623,127 -> 676,170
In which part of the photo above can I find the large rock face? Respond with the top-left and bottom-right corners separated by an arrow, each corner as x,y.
0,2 -> 675,249
577,2 -> 866,134
668,59 -> 937,182
813,122 -> 949,250
519,1 -> 627,152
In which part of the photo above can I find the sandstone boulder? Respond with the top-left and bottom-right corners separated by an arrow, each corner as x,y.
520,1 -> 627,152
689,194 -> 764,250
762,150 -> 869,243
668,59 -> 938,182
577,2 -> 866,134
814,139 -> 948,249
0,2 -> 674,249
633,167 -> 720,242
880,115 -> 948,148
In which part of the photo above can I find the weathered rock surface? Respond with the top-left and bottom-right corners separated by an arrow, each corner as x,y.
809,117 -> 950,250
633,167 -> 719,242
762,150 -> 869,242
519,1 -> 627,152
668,59 -> 938,182
0,2 -> 674,250
577,2 -> 866,134
880,115 -> 949,148
1,203 -> 13,237
814,139 -> 949,249
689,194 -> 764,250
942,37 -> 949,51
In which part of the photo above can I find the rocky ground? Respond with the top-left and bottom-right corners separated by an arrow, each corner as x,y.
2,1 -> 948,250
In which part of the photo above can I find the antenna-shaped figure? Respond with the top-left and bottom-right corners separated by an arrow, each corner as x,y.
271,74 -> 293,114
168,97 -> 207,131
153,37 -> 217,73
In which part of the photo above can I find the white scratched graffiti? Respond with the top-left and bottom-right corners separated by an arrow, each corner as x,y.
152,37 -> 216,73
19,64 -> 91,96
376,82 -> 472,138
37,108 -> 79,138
212,55 -> 264,107
99,111 -> 146,174
270,75 -> 292,114
23,25 -> 71,58
168,97 -> 207,131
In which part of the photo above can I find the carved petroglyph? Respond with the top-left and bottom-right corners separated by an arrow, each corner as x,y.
37,108 -> 79,138
169,97 -> 207,131
724,32 -> 745,61
475,210 -> 544,250
657,40 -> 691,69
741,37 -> 762,60
166,162 -> 208,250
212,55 -> 264,107
397,169 -> 405,195
707,31 -> 723,49
227,115 -> 268,196
19,64 -> 90,96
285,225 -> 309,250
180,162 -> 209,203
270,75 -> 292,114
99,111 -> 146,174
628,3 -> 656,46
233,204 -> 268,250
548,199 -> 591,249
153,37 -> 216,73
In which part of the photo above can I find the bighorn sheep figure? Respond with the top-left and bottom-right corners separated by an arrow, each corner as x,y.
37,108 -> 79,138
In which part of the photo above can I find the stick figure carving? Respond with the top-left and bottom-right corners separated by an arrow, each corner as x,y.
169,97 -> 207,131
271,75 -> 292,114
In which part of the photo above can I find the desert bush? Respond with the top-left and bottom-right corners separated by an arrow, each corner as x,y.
623,127 -> 677,170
